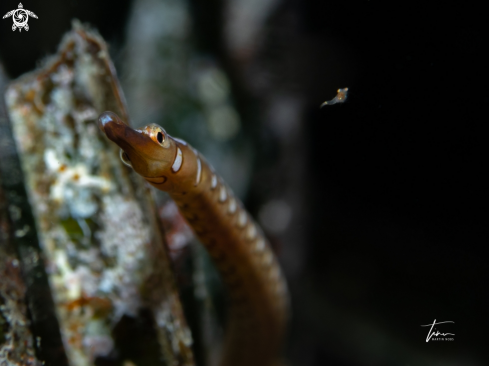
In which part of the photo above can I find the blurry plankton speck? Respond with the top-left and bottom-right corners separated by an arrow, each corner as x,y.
196,67 -> 241,141
321,87 -> 349,107
259,200 -> 293,234
207,105 -> 241,141
197,68 -> 230,105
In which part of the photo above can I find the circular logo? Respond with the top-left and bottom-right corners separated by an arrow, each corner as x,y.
12,9 -> 28,28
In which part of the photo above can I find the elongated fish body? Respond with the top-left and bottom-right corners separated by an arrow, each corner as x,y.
97,112 -> 288,366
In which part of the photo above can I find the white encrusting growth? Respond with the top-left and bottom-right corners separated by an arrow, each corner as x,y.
211,175 -> 218,189
219,186 -> 227,202
44,149 -> 114,213
172,147 -> 183,172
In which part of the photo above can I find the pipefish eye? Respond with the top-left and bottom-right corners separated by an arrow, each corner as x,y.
157,131 -> 164,144
146,124 -> 171,148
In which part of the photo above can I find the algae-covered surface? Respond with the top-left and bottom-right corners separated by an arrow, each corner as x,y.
0,182 -> 41,366
3,23 -> 194,366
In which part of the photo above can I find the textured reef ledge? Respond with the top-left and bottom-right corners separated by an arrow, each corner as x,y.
2,22 -> 194,366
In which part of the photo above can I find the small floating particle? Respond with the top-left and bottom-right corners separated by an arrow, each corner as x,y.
8,204 -> 22,221
320,87 -> 349,107
15,224 -> 30,238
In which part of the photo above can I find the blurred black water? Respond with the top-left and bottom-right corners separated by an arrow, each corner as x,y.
1,1 -> 487,365
305,3 -> 487,365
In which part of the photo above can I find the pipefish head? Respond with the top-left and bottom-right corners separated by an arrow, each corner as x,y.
97,111 -> 177,179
